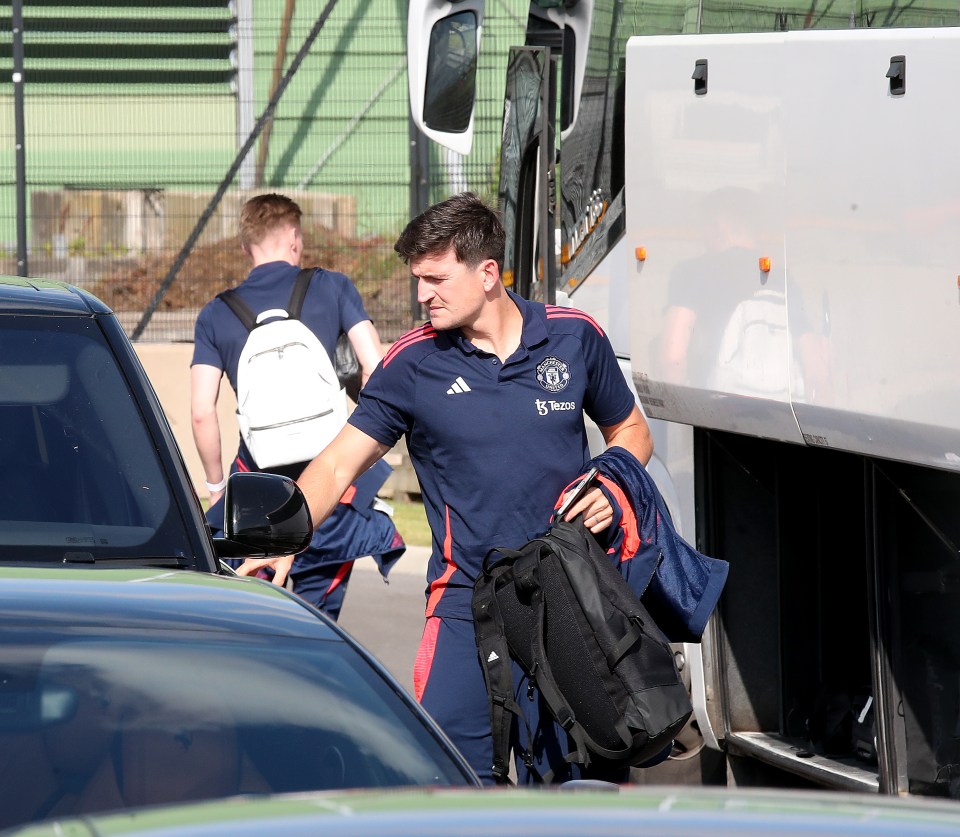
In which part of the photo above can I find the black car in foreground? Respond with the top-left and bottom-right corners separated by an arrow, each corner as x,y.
0,569 -> 479,830
0,276 -> 307,567
0,277 -> 482,830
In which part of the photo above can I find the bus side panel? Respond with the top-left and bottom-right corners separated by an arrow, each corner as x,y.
623,34 -> 802,443
626,29 -> 960,470
785,29 -> 960,471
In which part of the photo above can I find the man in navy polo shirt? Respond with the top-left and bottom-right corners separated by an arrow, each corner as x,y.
191,193 -> 405,619
239,192 -> 653,782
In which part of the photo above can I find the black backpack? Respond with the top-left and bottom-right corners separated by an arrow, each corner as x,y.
472,517 -> 693,783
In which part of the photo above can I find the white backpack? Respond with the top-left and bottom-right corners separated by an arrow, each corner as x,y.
219,269 -> 348,469
711,286 -> 803,398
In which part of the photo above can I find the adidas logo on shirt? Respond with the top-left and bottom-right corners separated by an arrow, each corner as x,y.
446,376 -> 472,395
487,651 -> 499,663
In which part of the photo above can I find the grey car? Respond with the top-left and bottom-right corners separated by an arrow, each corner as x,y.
8,785 -> 960,837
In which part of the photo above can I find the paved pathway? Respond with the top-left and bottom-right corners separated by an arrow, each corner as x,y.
338,545 -> 431,696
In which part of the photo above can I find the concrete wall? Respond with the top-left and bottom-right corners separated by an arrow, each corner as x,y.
135,343 -> 237,501
32,189 -> 356,257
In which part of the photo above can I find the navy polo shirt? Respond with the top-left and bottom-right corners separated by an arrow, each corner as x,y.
191,261 -> 370,396
350,290 -> 635,619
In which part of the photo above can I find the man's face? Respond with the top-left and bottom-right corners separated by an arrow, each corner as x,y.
412,247 -> 488,331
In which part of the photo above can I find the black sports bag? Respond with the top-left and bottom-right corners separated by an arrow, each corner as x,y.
473,516 -> 693,783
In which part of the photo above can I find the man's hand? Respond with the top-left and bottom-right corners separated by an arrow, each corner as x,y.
235,554 -> 295,588
562,486 -> 614,534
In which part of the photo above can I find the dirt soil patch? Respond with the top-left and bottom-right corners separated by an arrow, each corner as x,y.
93,227 -> 416,341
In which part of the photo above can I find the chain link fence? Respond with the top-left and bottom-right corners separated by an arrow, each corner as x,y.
0,0 -> 526,342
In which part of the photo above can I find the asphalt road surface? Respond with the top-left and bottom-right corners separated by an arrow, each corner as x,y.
338,547 -> 430,697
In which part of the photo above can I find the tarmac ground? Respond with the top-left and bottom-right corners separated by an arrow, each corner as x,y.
337,545 -> 430,697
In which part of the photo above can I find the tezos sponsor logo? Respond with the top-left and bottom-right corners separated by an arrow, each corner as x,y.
536,356 -> 570,393
535,399 -> 577,416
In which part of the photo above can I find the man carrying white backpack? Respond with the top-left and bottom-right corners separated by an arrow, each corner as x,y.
190,193 -> 405,619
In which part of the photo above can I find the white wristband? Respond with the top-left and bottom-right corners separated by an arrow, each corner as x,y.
205,477 -> 227,492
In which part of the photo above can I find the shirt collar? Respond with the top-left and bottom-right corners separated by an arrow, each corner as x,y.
246,261 -> 298,283
509,289 -> 549,350
446,289 -> 549,356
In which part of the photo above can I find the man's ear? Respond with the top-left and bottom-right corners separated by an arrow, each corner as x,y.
480,258 -> 501,291
289,226 -> 303,258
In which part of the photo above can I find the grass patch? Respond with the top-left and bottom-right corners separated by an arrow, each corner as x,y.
389,497 -> 431,547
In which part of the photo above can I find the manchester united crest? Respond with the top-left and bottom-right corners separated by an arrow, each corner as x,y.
536,356 -> 570,393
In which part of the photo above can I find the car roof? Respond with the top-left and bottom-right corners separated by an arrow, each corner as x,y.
13,785 -> 960,837
0,567 -> 339,641
0,275 -> 111,316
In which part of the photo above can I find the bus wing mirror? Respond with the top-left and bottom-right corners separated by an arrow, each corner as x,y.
408,0 -> 485,155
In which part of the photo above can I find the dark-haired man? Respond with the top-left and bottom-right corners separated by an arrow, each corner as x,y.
240,192 -> 652,782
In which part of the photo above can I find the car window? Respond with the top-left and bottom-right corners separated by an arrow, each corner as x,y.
0,628 -> 472,827
0,317 -> 195,563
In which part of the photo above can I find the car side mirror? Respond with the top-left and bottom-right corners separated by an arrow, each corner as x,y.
213,472 -> 313,558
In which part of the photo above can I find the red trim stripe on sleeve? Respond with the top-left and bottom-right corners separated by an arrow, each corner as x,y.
597,474 -> 642,562
545,305 -> 604,335
383,324 -> 438,367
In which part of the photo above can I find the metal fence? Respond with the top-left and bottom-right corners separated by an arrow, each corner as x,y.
0,0 -> 527,342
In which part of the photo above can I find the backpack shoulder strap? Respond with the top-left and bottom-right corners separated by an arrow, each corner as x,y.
473,567 -> 524,785
216,288 -> 257,332
522,538 -> 594,777
537,523 -> 642,767
288,267 -> 317,321
218,267 -> 316,331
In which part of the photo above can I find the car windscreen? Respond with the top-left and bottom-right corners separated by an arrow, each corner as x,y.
0,628 -> 473,827
0,316 -> 195,563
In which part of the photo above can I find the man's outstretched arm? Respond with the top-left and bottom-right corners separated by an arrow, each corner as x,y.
235,424 -> 389,581
298,423 -> 390,526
